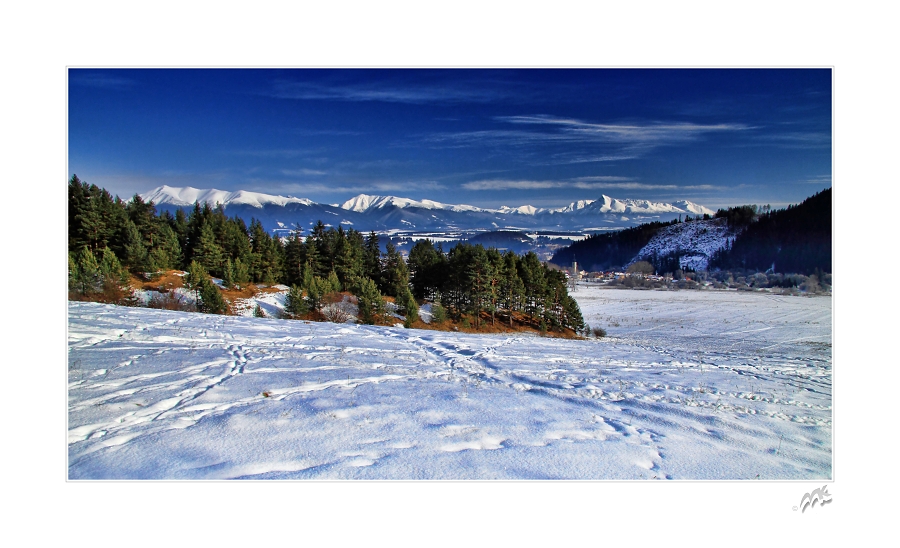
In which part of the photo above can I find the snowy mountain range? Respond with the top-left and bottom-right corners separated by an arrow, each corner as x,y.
142,185 -> 715,234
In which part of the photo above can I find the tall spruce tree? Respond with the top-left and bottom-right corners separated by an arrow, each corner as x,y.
501,251 -> 525,327
356,277 -> 384,325
282,231 -> 306,287
363,231 -> 382,285
72,247 -> 101,297
193,222 -> 224,276
283,284 -> 308,318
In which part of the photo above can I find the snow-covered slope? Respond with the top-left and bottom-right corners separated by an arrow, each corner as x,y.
629,218 -> 739,271
67,287 -> 831,480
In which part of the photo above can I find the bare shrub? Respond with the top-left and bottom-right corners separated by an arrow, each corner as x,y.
592,326 -> 607,338
322,300 -> 353,323
147,291 -> 195,312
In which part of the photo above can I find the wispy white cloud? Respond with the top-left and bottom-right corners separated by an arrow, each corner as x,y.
497,115 -> 751,143
554,154 -> 640,164
291,129 -> 365,137
593,182 -> 723,190
463,179 -> 724,191
269,80 -> 505,104
574,176 -> 636,182
424,115 -> 751,160
462,180 -> 560,190
764,131 -> 831,147
232,149 -> 328,159
725,128 -> 830,149
254,179 -> 446,197
280,168 -> 327,177
801,174 -> 832,185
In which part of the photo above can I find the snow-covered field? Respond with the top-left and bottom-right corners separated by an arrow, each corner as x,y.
67,286 -> 831,480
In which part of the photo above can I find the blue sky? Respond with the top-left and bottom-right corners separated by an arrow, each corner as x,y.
68,68 -> 831,210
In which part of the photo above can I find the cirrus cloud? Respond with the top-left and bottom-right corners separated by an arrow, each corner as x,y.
462,179 -> 723,191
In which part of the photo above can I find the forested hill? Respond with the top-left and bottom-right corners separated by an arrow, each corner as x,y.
550,220 -> 678,271
709,188 -> 831,275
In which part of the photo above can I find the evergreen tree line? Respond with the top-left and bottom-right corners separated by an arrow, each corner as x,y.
713,204 -> 771,227
407,240 -> 584,333
68,175 -> 583,332
709,188 -> 831,275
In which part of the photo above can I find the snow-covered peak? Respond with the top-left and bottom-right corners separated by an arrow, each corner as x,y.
340,194 -> 486,213
551,198 -> 600,214
497,204 -> 541,215
671,200 -> 716,216
141,185 -> 313,208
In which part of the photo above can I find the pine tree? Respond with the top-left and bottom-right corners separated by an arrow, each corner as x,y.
408,239 -> 444,300
283,284 -> 308,318
501,251 -> 525,327
310,221 -> 333,278
259,233 -> 284,284
147,222 -> 182,271
199,278 -> 227,314
430,301 -> 447,324
327,270 -> 341,295
446,243 -> 475,317
283,231 -> 306,287
185,260 -> 208,306
363,231 -> 382,285
233,257 -> 250,286
222,217 -> 251,269
306,276 -> 327,312
356,277 -> 384,325
171,208 -> 189,265
222,258 -> 235,289
69,175 -> 124,254
382,243 -> 409,298
248,218 -> 268,282
68,252 -> 79,294
485,248 -> 504,326
185,260 -> 227,314
193,222 -> 225,277
518,252 -> 546,322
74,247 -> 101,296
344,228 -> 366,288
121,219 -> 149,273
98,247 -> 135,304
301,263 -> 314,292
183,202 -> 206,265
400,288 -> 418,328
469,245 -> 493,329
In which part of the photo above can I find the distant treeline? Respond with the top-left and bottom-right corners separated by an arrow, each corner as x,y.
68,175 -> 583,332
709,188 -> 831,275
